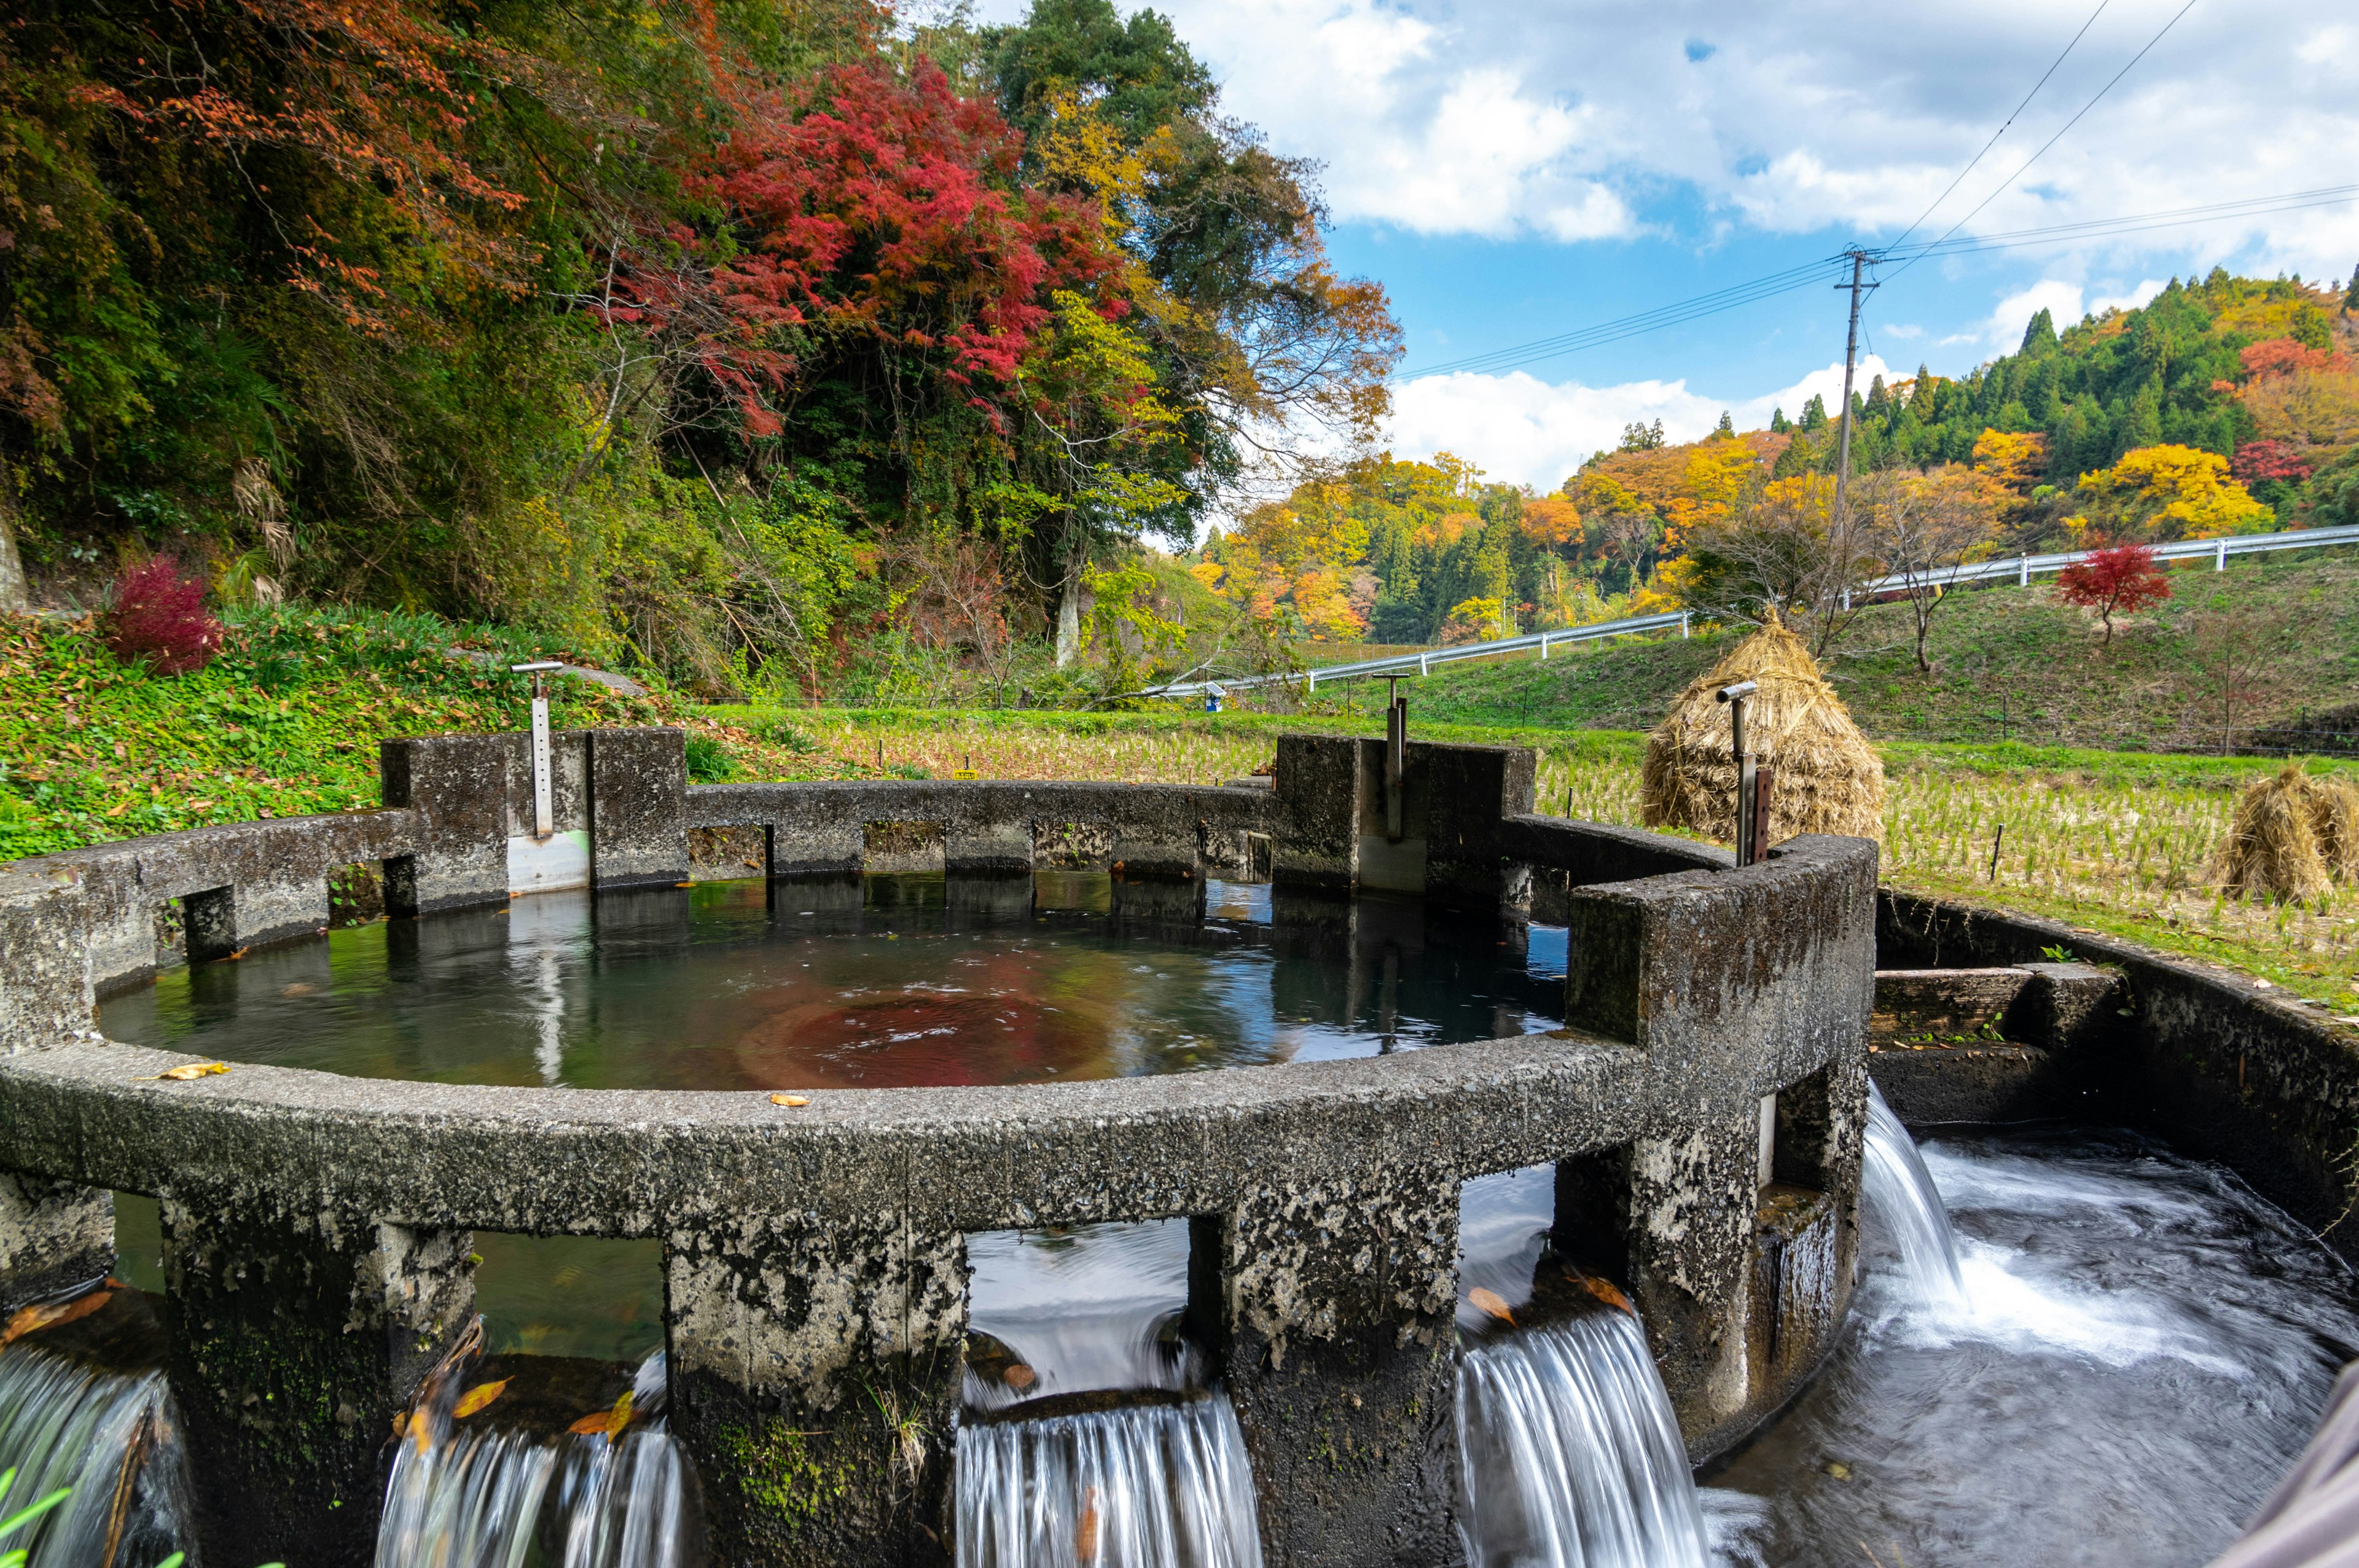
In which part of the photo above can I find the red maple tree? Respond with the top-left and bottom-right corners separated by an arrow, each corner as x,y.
2231,440 -> 2315,486
104,561 -> 223,675
2054,543 -> 2171,647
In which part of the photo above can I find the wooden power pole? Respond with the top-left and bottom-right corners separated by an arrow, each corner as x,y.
1829,249 -> 1879,601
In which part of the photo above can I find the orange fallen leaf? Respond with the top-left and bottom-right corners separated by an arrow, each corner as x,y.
453,1379 -> 509,1418
1571,1274 -> 1634,1314
390,1411 -> 409,1440
1,1289 -> 112,1348
1003,1363 -> 1036,1391
770,1094 -> 810,1107
567,1410 -> 612,1435
1077,1486 -> 1101,1565
1468,1287 -> 1516,1326
154,1062 -> 230,1081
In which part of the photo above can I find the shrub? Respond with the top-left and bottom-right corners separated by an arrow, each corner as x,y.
104,560 -> 223,675
2053,543 -> 2170,647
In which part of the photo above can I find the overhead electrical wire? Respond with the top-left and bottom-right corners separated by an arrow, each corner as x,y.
1885,0 -> 2112,251
1391,181 -> 2357,384
1882,0 -> 2204,284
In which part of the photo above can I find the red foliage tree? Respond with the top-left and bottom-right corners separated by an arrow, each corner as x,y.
2239,338 -> 2350,383
104,560 -> 223,675
2231,440 -> 2315,486
2053,542 -> 2170,647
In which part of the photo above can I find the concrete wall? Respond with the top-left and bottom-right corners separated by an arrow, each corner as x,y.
0,724 -> 1881,1568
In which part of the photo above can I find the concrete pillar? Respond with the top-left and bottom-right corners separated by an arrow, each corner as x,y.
379,733 -> 510,916
1205,1175 -> 1460,1567
1624,1112 -> 1766,1448
587,727 -> 690,889
1272,735 -> 1364,891
162,1194 -> 475,1567
1417,743 -> 1536,912
0,860 -> 98,1041
664,1214 -> 966,1566
0,1171 -> 113,1310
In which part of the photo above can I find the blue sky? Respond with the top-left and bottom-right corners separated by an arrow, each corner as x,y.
969,0 -> 2359,490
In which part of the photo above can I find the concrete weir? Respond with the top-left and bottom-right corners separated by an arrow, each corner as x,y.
0,727 -> 1879,1567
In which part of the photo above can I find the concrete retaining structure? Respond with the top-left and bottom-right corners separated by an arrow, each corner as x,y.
0,727 -> 1879,1568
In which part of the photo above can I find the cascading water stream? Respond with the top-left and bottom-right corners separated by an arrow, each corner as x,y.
0,1294 -> 197,1568
375,1342 -> 695,1568
953,1220 -> 1264,1568
1861,1082 -> 1969,1309
1453,1166 -> 1711,1568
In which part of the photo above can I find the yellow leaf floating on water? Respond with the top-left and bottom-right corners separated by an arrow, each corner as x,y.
770,1094 -> 810,1107
1003,1363 -> 1036,1391
155,1062 -> 230,1081
1,1289 -> 112,1348
453,1379 -> 509,1418
1467,1287 -> 1515,1325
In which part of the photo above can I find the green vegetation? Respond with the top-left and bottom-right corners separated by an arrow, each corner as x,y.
1382,552 -> 2358,748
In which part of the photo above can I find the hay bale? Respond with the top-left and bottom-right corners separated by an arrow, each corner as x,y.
2214,763 -> 2340,903
1640,615 -> 1886,846
2312,773 -> 2359,884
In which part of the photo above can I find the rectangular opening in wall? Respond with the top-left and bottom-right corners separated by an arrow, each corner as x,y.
1460,1164 -> 1555,1333
114,1191 -> 165,1294
181,884 -> 236,963
964,1217 -> 1194,1414
1551,1145 -> 1633,1290
328,860 -> 386,927
471,1231 -> 665,1365
688,824 -> 769,883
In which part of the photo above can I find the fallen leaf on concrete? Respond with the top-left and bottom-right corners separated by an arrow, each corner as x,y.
154,1062 -> 230,1081
1003,1363 -> 1036,1391
568,1389 -> 635,1438
1,1289 -> 112,1348
770,1094 -> 810,1107
1571,1274 -> 1635,1315
453,1379 -> 510,1418
1468,1287 -> 1515,1325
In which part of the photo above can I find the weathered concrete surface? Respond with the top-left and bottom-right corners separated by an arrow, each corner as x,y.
1880,890 -> 2359,1257
589,727 -> 692,888
665,1215 -> 964,1566
0,1170 -> 112,1309
1867,962 -> 2124,1124
162,1190 -> 473,1567
381,731 -> 507,917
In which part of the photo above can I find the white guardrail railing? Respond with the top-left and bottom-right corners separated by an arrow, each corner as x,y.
1150,521 -> 2359,699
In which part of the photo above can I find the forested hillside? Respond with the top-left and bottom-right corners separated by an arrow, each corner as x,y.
1192,271 -> 2358,651
0,0 -> 1395,697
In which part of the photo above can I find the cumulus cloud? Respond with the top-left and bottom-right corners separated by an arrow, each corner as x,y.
1127,0 -> 2359,273
1952,277 -> 2167,349
1385,356 -> 1898,492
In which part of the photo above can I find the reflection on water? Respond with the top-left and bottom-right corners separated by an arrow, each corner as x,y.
1708,1125 -> 2359,1567
101,875 -> 1565,1091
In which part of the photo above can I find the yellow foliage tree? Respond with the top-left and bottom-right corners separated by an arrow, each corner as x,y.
1971,429 -> 2050,493
2075,445 -> 2274,540
1664,441 -> 1763,547
1191,483 -> 1371,641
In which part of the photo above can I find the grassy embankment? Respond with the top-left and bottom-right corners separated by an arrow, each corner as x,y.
4,604 -> 2352,1018
1302,550 -> 2359,747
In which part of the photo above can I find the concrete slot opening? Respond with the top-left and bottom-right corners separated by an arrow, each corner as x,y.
114,1191 -> 166,1295
470,1231 -> 665,1365
687,824 -> 767,882
328,860 -> 386,927
963,1217 -> 1201,1414
1551,1145 -> 1635,1290
181,885 -> 238,963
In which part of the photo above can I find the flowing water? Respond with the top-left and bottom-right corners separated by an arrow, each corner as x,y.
376,1342 -> 697,1568
0,1287 -> 196,1568
1709,1124 -> 2359,1567
955,1219 -> 1264,1568
1455,1168 -> 1712,1568
1861,1082 -> 1970,1309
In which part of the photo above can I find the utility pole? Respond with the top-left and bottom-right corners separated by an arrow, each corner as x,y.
1829,249 -> 1879,614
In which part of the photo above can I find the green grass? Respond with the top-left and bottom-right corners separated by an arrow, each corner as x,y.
1384,550 -> 2359,747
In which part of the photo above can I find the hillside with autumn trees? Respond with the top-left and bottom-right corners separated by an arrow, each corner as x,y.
0,0 -> 1396,700
1192,268 -> 2359,661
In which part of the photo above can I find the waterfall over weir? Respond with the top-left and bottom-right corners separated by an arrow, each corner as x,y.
1862,1083 -> 1968,1309
954,1396 -> 1264,1568
376,1346 -> 695,1568
0,1337 -> 197,1568
1456,1310 -> 1710,1568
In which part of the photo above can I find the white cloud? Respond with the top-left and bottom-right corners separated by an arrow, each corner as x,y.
1384,356 -> 1897,491
1965,276 -> 2167,351
1121,0 -> 2359,275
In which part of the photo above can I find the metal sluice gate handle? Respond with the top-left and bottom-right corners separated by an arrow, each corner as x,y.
1716,680 -> 1767,867
511,660 -> 565,840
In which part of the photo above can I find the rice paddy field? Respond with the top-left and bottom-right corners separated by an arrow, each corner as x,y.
703,706 -> 2359,1017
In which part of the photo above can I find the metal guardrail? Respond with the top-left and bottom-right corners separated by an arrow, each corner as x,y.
1152,521 -> 2359,699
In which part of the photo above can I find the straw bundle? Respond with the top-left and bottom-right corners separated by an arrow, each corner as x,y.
2215,763 -> 2359,902
1640,615 -> 1886,846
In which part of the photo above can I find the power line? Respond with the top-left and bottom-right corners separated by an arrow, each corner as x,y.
1887,0 -> 2111,251
1391,179 -> 2356,386
1885,0 -> 2202,284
